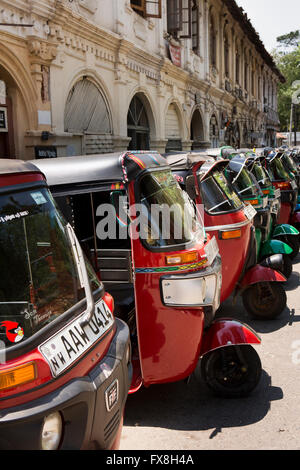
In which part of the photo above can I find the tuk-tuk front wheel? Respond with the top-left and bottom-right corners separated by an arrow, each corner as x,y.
242,282 -> 287,320
277,234 -> 299,260
281,254 -> 293,279
201,345 -> 262,398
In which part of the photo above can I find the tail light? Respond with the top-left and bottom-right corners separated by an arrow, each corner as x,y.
219,229 -> 242,240
276,182 -> 291,190
103,292 -> 114,315
0,362 -> 36,391
244,199 -> 259,206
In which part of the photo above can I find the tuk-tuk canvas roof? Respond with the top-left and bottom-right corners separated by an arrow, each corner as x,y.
0,159 -> 40,176
166,153 -> 229,181
31,151 -> 169,190
30,153 -> 125,187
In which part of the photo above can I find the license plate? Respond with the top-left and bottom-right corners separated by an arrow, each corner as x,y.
243,204 -> 257,220
39,299 -> 114,377
204,236 -> 219,265
274,188 -> 281,199
105,379 -> 119,412
291,180 -> 297,189
271,201 -> 280,214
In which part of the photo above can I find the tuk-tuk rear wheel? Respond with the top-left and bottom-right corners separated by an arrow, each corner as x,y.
201,345 -> 262,398
242,282 -> 287,320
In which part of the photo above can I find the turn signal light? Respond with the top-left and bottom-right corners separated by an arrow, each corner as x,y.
166,251 -> 198,265
244,199 -> 259,206
0,362 -> 36,391
220,229 -> 242,240
277,182 -> 291,190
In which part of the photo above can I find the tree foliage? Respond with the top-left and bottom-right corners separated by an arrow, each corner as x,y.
273,31 -> 300,131
277,30 -> 300,49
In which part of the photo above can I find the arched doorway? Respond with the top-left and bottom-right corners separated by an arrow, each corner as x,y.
64,77 -> 113,154
127,95 -> 150,150
243,124 -> 249,147
209,114 -> 219,148
224,120 -> 240,148
190,109 -> 205,150
165,103 -> 182,152
0,74 -> 15,158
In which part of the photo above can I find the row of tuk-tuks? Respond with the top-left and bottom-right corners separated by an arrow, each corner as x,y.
0,145 -> 299,449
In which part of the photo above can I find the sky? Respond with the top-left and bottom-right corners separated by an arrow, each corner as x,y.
235,0 -> 300,53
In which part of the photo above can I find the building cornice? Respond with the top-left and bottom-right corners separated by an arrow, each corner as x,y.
223,0 -> 285,83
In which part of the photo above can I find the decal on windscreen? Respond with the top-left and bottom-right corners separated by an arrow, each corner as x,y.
0,321 -> 24,343
0,211 -> 29,224
30,191 -> 47,205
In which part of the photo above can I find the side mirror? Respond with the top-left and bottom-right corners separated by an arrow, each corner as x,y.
185,175 -> 197,200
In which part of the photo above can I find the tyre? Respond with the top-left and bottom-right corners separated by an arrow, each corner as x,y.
201,345 -> 262,398
281,254 -> 293,279
242,282 -> 287,320
277,234 -> 299,260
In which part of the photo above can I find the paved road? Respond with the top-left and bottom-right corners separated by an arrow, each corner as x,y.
120,253 -> 300,450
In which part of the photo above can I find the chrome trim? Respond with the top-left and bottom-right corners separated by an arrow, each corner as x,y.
160,256 -> 222,311
205,219 -> 251,232
65,223 -> 95,328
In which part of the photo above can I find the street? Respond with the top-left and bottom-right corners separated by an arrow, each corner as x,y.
120,253 -> 300,451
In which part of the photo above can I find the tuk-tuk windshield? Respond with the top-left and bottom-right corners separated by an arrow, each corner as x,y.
252,163 -> 272,188
268,158 -> 290,181
138,169 -> 204,249
0,186 -> 101,348
200,170 -> 243,214
280,154 -> 298,174
231,168 -> 258,197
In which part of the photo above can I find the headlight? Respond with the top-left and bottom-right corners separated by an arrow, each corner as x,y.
41,412 -> 63,450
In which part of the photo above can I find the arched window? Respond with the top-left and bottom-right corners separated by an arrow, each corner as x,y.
235,46 -> 240,84
192,0 -> 199,53
64,78 -> 111,134
210,14 -> 217,68
244,51 -> 248,91
127,95 -> 150,150
224,32 -> 229,77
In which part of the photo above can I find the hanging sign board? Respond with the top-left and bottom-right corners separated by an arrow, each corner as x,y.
169,44 -> 181,67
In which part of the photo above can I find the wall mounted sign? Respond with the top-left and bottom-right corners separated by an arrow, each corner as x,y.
0,107 -> 8,132
0,81 -> 6,105
35,146 -> 57,159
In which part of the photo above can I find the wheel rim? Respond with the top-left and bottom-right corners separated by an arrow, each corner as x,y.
209,348 -> 252,389
249,283 -> 278,313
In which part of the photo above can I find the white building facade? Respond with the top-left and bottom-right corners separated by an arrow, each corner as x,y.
0,0 -> 284,160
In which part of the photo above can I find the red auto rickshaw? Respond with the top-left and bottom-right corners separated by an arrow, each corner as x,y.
31,151 -> 262,399
166,153 -> 287,320
0,159 -> 131,450
263,150 -> 300,228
